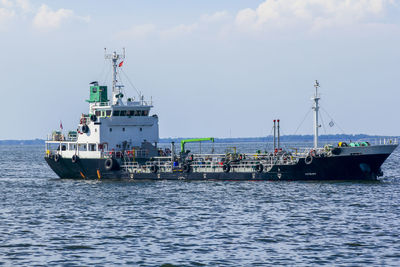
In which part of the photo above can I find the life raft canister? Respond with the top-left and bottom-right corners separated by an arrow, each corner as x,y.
338,142 -> 348,147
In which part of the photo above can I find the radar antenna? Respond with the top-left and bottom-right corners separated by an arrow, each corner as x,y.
104,48 -> 126,105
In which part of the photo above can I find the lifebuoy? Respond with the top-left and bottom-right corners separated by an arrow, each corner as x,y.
150,165 -> 158,173
105,158 -> 114,171
255,164 -> 263,173
305,155 -> 313,165
222,163 -> 230,173
183,164 -> 191,173
82,125 -> 89,133
71,154 -> 79,163
54,154 -> 61,162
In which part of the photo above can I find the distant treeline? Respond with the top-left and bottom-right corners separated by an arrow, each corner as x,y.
160,134 -> 397,143
0,139 -> 45,145
0,134 -> 397,145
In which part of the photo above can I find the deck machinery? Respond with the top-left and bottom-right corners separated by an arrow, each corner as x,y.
45,50 -> 398,181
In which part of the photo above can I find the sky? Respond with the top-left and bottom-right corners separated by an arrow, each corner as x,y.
1,0 -> 400,139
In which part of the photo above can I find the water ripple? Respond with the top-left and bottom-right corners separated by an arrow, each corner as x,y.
0,145 -> 400,266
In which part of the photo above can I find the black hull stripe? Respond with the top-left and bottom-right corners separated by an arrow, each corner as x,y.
45,153 -> 390,181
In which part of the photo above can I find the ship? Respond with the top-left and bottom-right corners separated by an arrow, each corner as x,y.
45,50 -> 398,181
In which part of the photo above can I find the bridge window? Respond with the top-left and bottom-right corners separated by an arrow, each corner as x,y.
95,111 -> 101,116
106,110 -> 111,116
111,109 -> 148,117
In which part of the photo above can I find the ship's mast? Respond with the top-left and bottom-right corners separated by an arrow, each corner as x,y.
312,80 -> 320,149
104,48 -> 125,105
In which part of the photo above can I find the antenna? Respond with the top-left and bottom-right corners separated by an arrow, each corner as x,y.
312,80 -> 321,149
105,48 -> 126,105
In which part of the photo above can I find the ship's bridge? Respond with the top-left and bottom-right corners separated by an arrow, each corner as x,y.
45,50 -> 160,158
89,101 -> 153,119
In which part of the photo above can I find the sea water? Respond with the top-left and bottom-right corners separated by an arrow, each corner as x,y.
0,144 -> 399,266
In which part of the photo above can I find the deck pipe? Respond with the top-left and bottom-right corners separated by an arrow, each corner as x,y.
277,119 -> 280,150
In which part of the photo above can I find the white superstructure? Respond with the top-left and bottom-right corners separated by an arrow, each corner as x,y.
46,49 -> 159,159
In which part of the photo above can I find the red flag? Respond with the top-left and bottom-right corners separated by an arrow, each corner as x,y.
118,61 -> 124,67
60,121 -> 63,130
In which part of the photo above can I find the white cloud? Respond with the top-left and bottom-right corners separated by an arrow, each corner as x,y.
1,0 -> 12,7
118,10 -> 230,40
0,7 -> 15,29
201,11 -> 230,23
161,23 -> 198,38
235,0 -> 396,32
1,0 -> 31,12
1,1 -> 89,31
32,4 -> 89,31
118,1 -> 398,41
16,0 -> 32,13
117,24 -> 156,39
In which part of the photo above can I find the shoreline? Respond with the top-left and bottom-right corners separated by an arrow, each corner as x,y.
1,134 -> 398,145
